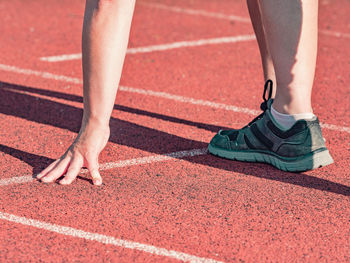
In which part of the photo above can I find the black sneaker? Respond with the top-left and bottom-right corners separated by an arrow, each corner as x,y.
208,80 -> 334,172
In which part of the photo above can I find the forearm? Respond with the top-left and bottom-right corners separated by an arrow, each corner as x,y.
82,0 -> 136,126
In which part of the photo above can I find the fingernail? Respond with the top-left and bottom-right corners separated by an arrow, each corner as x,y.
94,179 -> 102,186
41,178 -> 50,183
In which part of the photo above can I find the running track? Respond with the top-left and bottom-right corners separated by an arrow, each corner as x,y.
0,0 -> 349,262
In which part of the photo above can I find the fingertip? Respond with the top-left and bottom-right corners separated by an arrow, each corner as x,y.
93,178 -> 103,186
90,170 -> 102,186
36,170 -> 49,180
59,180 -> 70,185
59,175 -> 76,185
40,177 -> 52,183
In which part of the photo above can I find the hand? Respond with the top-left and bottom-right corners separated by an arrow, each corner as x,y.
37,120 -> 110,185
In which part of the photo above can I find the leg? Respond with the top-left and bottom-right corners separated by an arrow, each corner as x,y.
259,0 -> 318,114
209,0 -> 333,171
246,0 -> 276,89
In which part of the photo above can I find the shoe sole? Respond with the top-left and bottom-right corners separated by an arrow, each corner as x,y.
208,143 -> 334,172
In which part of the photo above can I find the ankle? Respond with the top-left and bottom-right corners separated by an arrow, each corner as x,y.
272,96 -> 313,115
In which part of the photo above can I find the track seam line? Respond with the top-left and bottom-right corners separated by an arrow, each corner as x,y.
0,63 -> 349,134
0,148 -> 208,187
0,211 -> 223,263
39,34 -> 256,62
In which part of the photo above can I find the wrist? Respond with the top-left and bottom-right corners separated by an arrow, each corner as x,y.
82,112 -> 110,130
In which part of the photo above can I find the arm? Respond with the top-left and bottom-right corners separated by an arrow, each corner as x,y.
37,0 -> 136,185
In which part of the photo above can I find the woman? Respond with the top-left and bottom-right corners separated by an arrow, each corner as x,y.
37,0 -> 333,185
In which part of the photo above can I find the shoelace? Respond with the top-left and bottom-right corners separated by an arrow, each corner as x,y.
246,79 -> 273,127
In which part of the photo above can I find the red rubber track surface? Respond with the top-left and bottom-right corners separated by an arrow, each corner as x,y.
0,0 -> 349,262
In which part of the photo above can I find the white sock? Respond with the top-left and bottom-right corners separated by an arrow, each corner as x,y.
271,105 -> 315,130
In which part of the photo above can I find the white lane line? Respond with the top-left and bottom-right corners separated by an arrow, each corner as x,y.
97,148 -> 207,171
40,53 -> 82,62
139,1 -> 250,23
0,148 -> 207,187
0,63 -> 349,134
38,30 -> 350,64
319,29 -> 350,39
0,211 -> 223,263
320,123 -> 350,133
40,35 -> 256,62
0,63 -> 82,84
120,86 -> 350,133
127,35 -> 255,53
0,175 -> 35,186
118,86 -> 259,115
141,2 -> 350,39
